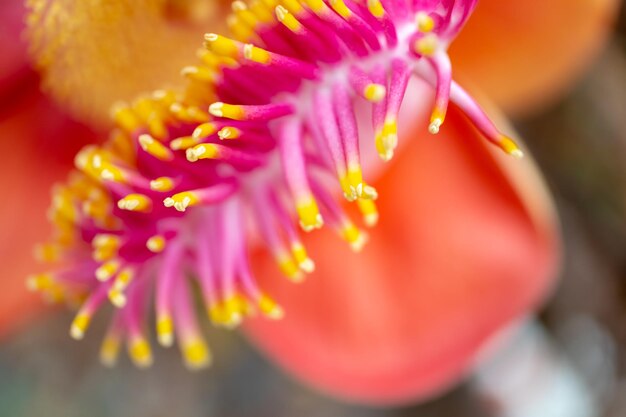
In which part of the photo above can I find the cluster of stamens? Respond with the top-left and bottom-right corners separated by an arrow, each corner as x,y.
28,0 -> 522,370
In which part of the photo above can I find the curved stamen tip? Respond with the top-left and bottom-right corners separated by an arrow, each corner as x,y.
510,149 -> 524,159
364,84 -> 386,103
157,316 -> 174,347
70,325 -> 84,340
290,271 -> 306,283
299,258 -> 316,273
158,332 -> 174,348
350,233 -> 369,253
100,337 -> 120,368
129,339 -> 153,369
163,195 -> 193,212
208,102 -> 224,117
416,12 -> 435,33
500,136 -> 525,159
356,183 -> 378,200
299,214 -> 324,232
108,289 -> 127,308
364,213 -> 379,227
379,149 -> 394,162
70,313 -> 90,340
429,118 -> 443,135
183,340 -> 212,371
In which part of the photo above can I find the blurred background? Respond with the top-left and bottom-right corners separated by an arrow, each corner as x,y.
0,1 -> 625,417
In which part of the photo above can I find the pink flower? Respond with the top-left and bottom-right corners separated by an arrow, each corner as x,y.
29,0 -> 534,370
1,0 -> 618,406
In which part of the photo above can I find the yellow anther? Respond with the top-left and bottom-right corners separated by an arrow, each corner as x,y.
228,15 -> 256,42
51,186 -> 79,222
132,97 -> 168,139
92,234 -> 122,250
163,191 -> 200,212
157,314 -> 174,347
147,115 -> 168,140
128,337 -> 153,369
341,223 -> 369,252
261,0 -> 279,9
296,196 -> 324,232
197,49 -> 221,68
429,107 -> 446,134
340,174 -> 358,202
291,243 -> 315,273
217,126 -> 242,140
111,102 -> 141,133
222,296 -> 244,327
34,243 -> 61,263
414,33 -> 439,56
99,164 -> 128,183
95,260 -> 120,282
132,96 -> 157,120
82,200 -> 109,221
416,12 -> 435,32
92,247 -> 118,263
204,33 -> 240,59
169,103 -> 210,123
100,334 -> 121,367
499,136 -> 524,159
182,338 -> 212,370
181,65 -> 217,83
170,136 -> 200,151
345,173 -> 377,202
208,303 -> 226,325
364,83 -> 386,102
258,294 -> 284,319
277,252 -> 304,282
149,176 -> 175,192
208,102 -> 246,120
152,89 -> 177,106
329,0 -> 352,18
357,199 -> 379,227
114,267 -> 135,288
106,288 -> 125,308
250,0 -> 275,22
376,117 -> 398,161
193,122 -> 217,139
146,235 -> 167,253
138,134 -> 174,161
367,0 -> 385,18
186,143 -> 220,162
243,43 -> 272,64
70,311 -> 91,340
280,0 -> 305,14
108,268 -> 135,306
186,106 -> 211,123
117,193 -> 153,213
275,5 -> 303,33
26,273 -> 53,292
302,0 -> 325,13
106,129 -> 135,161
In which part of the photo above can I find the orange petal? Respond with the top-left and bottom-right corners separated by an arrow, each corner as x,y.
450,0 -> 620,116
244,104 -> 560,404
0,89 -> 98,338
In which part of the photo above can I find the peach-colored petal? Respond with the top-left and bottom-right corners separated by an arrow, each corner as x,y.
244,104 -> 560,404
450,0 -> 620,116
